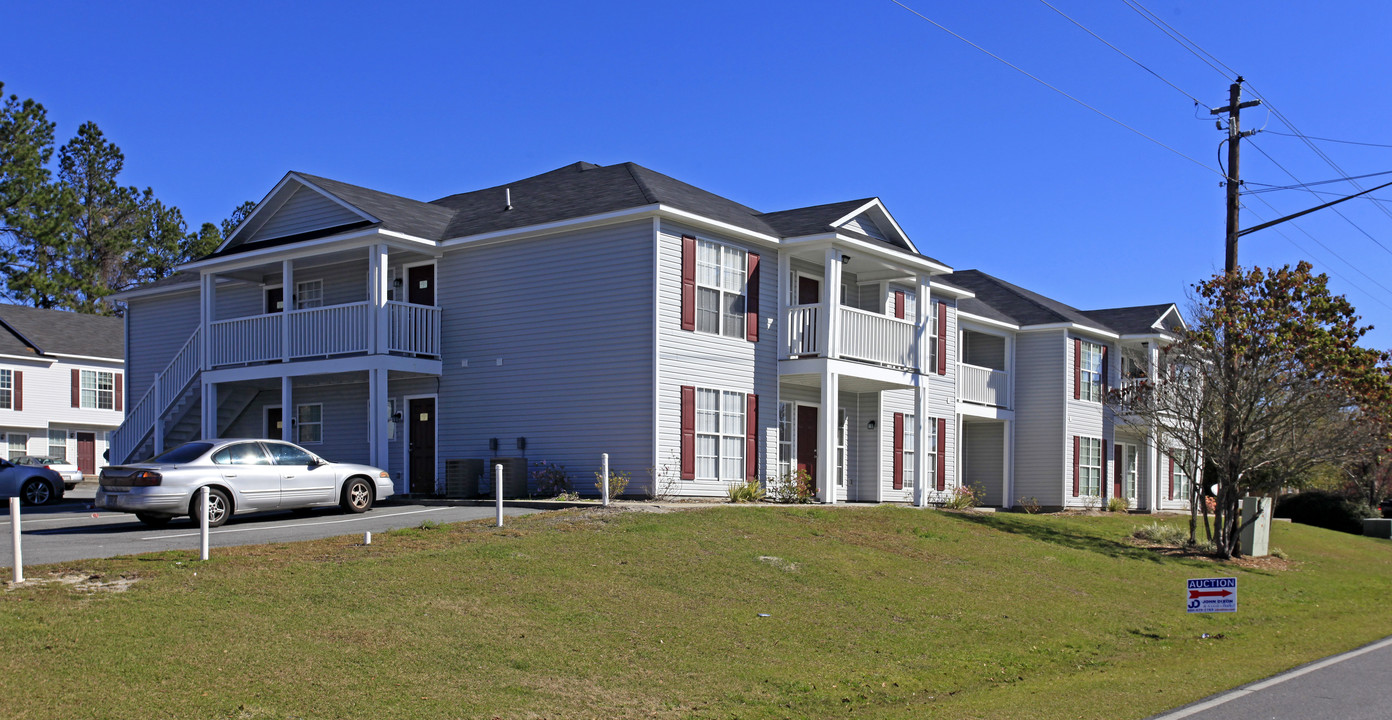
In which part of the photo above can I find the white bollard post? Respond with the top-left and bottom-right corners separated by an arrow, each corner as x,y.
601,453 -> 610,507
364,531 -> 372,546
199,486 -> 210,561
495,463 -> 504,528
10,497 -> 22,584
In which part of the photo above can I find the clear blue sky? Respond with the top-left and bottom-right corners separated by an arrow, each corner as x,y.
6,1 -> 1392,347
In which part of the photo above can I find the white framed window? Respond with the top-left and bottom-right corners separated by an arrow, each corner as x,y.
48,429 -> 67,462
903,414 -> 916,490
81,370 -> 115,410
1173,451 -> 1192,499
836,409 -> 848,487
295,279 -> 323,309
8,433 -> 27,460
1079,436 -> 1102,496
695,388 -> 744,482
0,369 -> 11,410
928,302 -> 939,371
387,398 -> 398,441
296,403 -> 323,445
695,239 -> 746,338
1079,341 -> 1104,403
777,402 -> 793,478
1122,443 -> 1138,499
925,417 -> 938,490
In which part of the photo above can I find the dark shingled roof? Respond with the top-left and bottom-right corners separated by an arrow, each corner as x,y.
942,270 -> 1114,332
759,199 -> 874,237
0,305 -> 124,360
296,172 -> 457,241
1083,304 -> 1177,335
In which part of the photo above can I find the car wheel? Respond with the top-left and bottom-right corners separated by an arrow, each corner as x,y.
188,487 -> 232,528
19,478 -> 57,506
136,513 -> 173,527
340,477 -> 373,513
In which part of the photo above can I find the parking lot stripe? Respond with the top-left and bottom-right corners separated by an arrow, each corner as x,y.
142,507 -> 449,540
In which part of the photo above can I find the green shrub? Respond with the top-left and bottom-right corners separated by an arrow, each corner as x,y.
530,460 -> 570,497
726,480 -> 766,503
1132,521 -> 1186,545
1275,490 -> 1375,535
1106,497 -> 1129,513
1016,496 -> 1042,514
593,469 -> 631,498
771,470 -> 815,504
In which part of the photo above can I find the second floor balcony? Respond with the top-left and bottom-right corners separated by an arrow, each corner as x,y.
786,304 -> 918,370
209,301 -> 440,368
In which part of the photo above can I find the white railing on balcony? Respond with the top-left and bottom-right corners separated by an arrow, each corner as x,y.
110,327 -> 203,465
387,301 -> 441,355
288,302 -> 371,358
959,363 -> 1009,408
787,305 -> 820,356
839,306 -> 917,369
210,313 -> 282,366
158,329 -> 202,404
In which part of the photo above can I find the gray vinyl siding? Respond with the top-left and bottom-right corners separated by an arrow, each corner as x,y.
250,185 -> 363,243
1064,334 -> 1109,508
125,289 -> 201,404
963,421 -> 1006,505
1012,330 -> 1065,506
213,281 -> 264,321
436,220 -> 655,497
657,221 -> 778,498
842,214 -> 886,241
219,381 -> 371,465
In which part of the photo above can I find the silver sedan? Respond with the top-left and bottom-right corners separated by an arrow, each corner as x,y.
95,439 -> 394,527
0,458 -> 66,505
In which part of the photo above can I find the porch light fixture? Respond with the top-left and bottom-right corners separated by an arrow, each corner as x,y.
840,254 -> 850,264
516,437 -> 526,451
390,412 -> 402,423
866,419 -> 877,430
393,278 -> 402,290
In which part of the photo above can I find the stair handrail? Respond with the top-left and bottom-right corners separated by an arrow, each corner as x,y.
110,327 -> 202,464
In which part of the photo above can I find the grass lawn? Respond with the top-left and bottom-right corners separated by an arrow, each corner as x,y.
2,505 -> 1389,719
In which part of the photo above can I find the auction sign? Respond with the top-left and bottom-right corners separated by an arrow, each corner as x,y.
1186,577 -> 1237,613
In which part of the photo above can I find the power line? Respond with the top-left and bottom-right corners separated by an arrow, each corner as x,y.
1245,168 -> 1392,194
1121,0 -> 1237,81
1034,0 -> 1205,105
889,0 -> 1224,179
1244,194 -> 1392,310
1247,140 -> 1392,257
1262,129 -> 1392,149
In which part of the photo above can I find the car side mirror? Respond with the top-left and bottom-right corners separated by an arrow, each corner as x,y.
0,459 -> 12,469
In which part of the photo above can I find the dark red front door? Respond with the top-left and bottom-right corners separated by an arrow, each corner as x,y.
408,397 -> 436,494
797,276 -> 821,305
407,265 -> 435,306
77,432 -> 95,476
796,406 -> 818,492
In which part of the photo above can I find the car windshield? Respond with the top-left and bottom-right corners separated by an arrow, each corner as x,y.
16,456 -> 57,465
147,443 -> 213,464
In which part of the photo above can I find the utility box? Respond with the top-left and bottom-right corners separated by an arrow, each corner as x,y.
445,459 -> 484,498
477,457 -> 529,498
1363,518 -> 1392,539
1239,497 -> 1272,557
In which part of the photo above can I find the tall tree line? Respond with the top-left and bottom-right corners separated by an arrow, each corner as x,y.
0,82 -> 252,315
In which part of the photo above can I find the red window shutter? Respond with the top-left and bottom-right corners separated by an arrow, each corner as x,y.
893,290 -> 905,319
1072,435 -> 1080,497
680,386 -> 695,480
936,302 -> 948,375
1100,345 -> 1109,394
680,235 -> 696,331
1073,338 -> 1082,400
12,371 -> 21,411
746,252 -> 760,342
891,413 -> 904,490
114,373 -> 123,411
71,368 -> 80,408
1168,456 -> 1175,501
745,393 -> 758,481
936,417 -> 947,491
1113,444 -> 1123,498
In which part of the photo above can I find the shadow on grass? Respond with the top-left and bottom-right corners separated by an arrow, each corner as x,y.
940,511 -> 1214,568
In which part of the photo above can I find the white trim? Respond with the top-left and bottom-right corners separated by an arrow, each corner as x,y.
183,228 -> 437,274
1018,322 -> 1119,340
400,393 -> 438,495
781,233 -> 952,275
203,354 -> 441,384
294,402 -> 323,445
953,312 -> 1018,332
928,281 -> 976,300
263,405 -> 282,439
0,354 -> 55,365
399,260 -> 437,305
40,352 -> 121,364
442,205 -> 662,249
651,217 -> 661,494
791,269 -> 823,305
216,173 -> 380,253
827,199 -> 919,254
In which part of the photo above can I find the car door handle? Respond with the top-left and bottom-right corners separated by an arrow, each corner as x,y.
284,474 -> 295,479
223,473 -> 237,477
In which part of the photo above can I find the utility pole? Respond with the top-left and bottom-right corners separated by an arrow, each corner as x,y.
1211,77 -> 1261,272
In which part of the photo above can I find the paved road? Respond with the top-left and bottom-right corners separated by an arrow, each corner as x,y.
1149,636 -> 1392,720
2,486 -> 546,567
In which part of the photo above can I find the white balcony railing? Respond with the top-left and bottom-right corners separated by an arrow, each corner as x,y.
787,305 -> 820,356
838,306 -> 916,369
959,363 -> 1009,408
208,302 -> 440,368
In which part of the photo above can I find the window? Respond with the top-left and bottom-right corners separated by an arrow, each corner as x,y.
695,239 -> 746,338
295,279 -> 323,309
263,442 -> 316,466
1173,451 -> 1192,499
1123,444 -> 1139,499
212,442 -> 270,465
695,388 -> 744,481
902,414 -> 916,490
926,417 -> 939,490
296,404 -> 323,445
48,430 -> 67,462
387,398 -> 398,441
8,433 -> 26,460
928,302 -> 939,371
836,409 -> 848,487
777,402 -> 793,478
1079,341 -> 1104,402
0,369 -> 11,410
1078,437 -> 1102,496
81,370 -> 115,410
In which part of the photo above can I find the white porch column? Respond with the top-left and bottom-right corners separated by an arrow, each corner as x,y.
1003,419 -> 1015,509
368,368 -> 387,468
199,272 -> 214,371
776,251 -> 790,359
823,248 -> 843,360
915,274 -> 931,374
281,376 -> 293,443
201,381 -> 218,439
281,260 -> 294,362
818,368 -> 839,504
153,372 -> 165,454
370,244 -> 389,355
913,382 -> 928,507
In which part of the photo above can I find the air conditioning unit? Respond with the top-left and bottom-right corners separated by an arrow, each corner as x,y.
445,459 -> 483,498
476,457 -> 529,498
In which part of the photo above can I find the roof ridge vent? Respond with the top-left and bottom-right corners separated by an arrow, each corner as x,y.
504,187 -> 512,211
